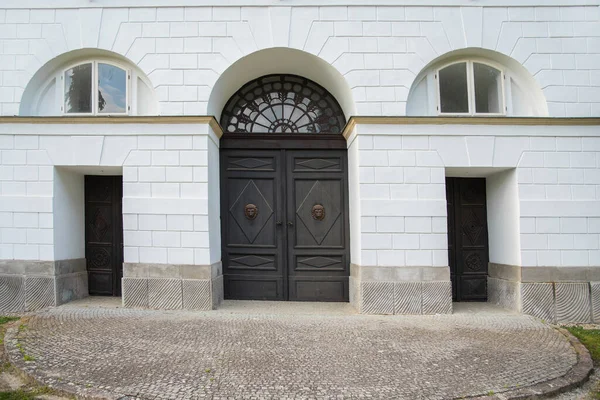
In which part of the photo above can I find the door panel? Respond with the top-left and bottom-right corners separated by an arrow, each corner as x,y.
287,151 -> 349,302
85,175 -> 123,296
221,150 -> 286,300
221,149 -> 350,302
446,177 -> 489,302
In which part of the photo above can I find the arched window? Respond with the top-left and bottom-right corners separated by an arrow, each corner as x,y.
407,54 -> 547,117
220,74 -> 346,134
63,61 -> 128,115
21,51 -> 157,117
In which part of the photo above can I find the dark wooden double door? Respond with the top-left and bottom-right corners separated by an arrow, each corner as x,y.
220,149 -> 350,302
446,178 -> 489,302
85,176 -> 124,296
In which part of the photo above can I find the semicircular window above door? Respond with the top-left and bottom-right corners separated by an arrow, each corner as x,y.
220,74 -> 346,134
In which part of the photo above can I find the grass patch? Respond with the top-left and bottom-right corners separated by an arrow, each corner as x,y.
566,326 -> 600,364
0,318 -> 18,327
566,326 -> 600,399
0,390 -> 37,400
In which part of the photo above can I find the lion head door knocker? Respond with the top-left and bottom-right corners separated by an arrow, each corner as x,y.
244,203 -> 259,220
311,204 -> 325,221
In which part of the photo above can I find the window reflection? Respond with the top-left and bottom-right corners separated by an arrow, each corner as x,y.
439,62 -> 469,114
98,63 -> 127,114
474,63 -> 502,114
64,63 -> 92,113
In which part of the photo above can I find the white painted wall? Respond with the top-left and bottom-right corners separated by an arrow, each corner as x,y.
53,168 -> 84,261
0,123 -> 221,265
4,3 -> 600,118
487,169 -> 521,266
351,123 -> 600,270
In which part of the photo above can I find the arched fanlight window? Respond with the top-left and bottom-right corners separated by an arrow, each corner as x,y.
63,61 -> 129,115
220,74 -> 346,134
437,61 -> 504,115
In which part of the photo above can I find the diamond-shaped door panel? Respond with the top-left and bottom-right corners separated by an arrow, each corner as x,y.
229,180 -> 274,244
296,180 -> 342,245
461,209 -> 484,245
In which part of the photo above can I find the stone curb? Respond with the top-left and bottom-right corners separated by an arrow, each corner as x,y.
2,320 -> 594,400
468,327 -> 593,400
4,324 -> 124,400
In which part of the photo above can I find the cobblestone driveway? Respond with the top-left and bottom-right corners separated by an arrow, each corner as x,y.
7,301 -> 577,400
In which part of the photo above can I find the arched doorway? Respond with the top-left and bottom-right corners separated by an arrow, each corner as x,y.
219,74 -> 350,302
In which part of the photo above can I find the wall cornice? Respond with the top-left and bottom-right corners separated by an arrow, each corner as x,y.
342,117 -> 600,139
1,0 -> 598,7
0,116 -> 224,138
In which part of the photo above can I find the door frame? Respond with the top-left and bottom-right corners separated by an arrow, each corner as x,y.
219,134 -> 350,301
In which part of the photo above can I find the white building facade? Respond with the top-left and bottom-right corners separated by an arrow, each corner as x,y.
0,0 -> 599,323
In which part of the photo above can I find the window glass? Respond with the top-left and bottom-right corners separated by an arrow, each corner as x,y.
64,63 -> 92,113
439,62 -> 469,113
98,63 -> 127,114
474,63 -> 502,114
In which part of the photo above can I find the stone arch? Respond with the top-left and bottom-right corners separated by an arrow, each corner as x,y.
19,49 -> 158,116
207,47 -> 356,123
406,48 -> 548,117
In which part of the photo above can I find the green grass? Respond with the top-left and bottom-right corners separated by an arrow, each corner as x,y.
0,318 -> 18,326
0,390 -> 37,400
566,326 -> 600,399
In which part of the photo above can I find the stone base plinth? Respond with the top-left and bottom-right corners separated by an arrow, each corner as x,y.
122,262 -> 223,311
0,259 -> 87,313
349,264 -> 452,315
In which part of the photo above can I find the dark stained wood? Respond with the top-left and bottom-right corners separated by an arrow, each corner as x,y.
85,175 -> 123,296
220,148 -> 350,302
446,177 -> 489,302
220,134 -> 347,150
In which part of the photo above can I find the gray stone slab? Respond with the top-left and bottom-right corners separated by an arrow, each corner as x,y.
555,283 -> 591,323
56,272 -> 88,305
521,283 -> 556,323
360,281 -> 394,315
422,281 -> 452,314
522,267 -> 600,283
182,279 -> 211,310
122,278 -> 148,308
488,263 -> 521,281
592,282 -> 600,323
54,258 -> 86,275
25,276 -> 56,311
148,279 -> 182,310
211,275 -> 223,309
488,277 -> 520,312
394,282 -> 421,314
0,275 -> 25,313
181,264 -> 212,280
0,260 -> 55,276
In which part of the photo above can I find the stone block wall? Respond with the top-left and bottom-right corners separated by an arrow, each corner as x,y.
0,3 -> 599,117
0,122 -> 224,312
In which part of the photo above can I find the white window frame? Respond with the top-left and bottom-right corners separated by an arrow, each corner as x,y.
61,59 -> 130,116
436,59 -> 506,117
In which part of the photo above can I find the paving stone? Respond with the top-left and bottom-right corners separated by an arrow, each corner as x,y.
8,303 -> 578,400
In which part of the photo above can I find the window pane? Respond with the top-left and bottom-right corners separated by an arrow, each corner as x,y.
64,63 -> 92,113
439,62 -> 469,113
474,63 -> 502,114
98,63 -> 127,114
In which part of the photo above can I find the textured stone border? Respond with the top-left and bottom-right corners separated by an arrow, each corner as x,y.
469,327 -> 593,400
2,321 -> 594,400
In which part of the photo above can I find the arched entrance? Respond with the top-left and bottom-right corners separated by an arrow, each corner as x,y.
219,74 -> 350,302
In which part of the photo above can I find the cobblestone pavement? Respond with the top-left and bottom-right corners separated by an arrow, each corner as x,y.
6,301 -> 578,400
